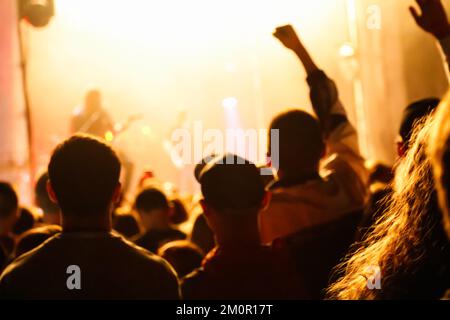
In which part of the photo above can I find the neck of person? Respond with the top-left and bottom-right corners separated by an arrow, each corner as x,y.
43,211 -> 61,226
62,211 -> 111,233
215,219 -> 261,249
142,217 -> 171,232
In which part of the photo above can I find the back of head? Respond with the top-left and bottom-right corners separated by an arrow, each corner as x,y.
0,182 -> 18,219
12,207 -> 36,236
134,188 -> 169,214
400,98 -> 440,148
169,199 -> 189,225
112,212 -> 140,239
429,93 -> 450,239
158,240 -> 204,278
269,110 -> 324,174
198,154 -> 265,215
48,134 -> 121,217
35,172 -> 59,215
15,225 -> 62,257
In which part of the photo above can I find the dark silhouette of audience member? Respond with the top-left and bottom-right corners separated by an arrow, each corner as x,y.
169,199 -> 189,225
182,154 -> 307,300
35,172 -> 60,225
429,91 -> 450,299
158,240 -> 204,278
0,182 -> 19,257
132,188 -> 186,253
112,212 -> 140,239
190,214 -> 215,255
14,225 -> 62,258
190,156 -> 217,255
327,116 -> 450,299
12,208 -> 36,236
0,135 -> 179,299
259,25 -> 368,244
0,245 -> 6,274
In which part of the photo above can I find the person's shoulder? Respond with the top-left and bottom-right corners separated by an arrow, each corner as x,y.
0,235 -> 60,283
180,267 -> 207,299
114,236 -> 180,299
171,228 -> 187,239
182,267 -> 205,284
117,235 -> 176,273
130,231 -> 146,244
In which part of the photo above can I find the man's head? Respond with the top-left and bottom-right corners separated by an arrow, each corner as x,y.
35,172 -> 60,225
158,240 -> 204,278
134,188 -> 171,230
429,93 -> 450,240
398,98 -> 440,157
0,182 -> 19,236
47,135 -> 121,225
197,154 -> 269,240
269,110 -> 324,177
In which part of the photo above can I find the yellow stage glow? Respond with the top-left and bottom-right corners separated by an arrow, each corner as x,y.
105,131 -> 114,142
27,0 -> 351,193
222,97 -> 238,109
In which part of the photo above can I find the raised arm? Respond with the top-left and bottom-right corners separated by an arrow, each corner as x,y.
410,0 -> 450,78
273,25 -> 368,190
273,25 -> 346,137
273,25 -> 319,75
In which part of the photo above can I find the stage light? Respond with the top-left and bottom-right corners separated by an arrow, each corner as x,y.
141,125 -> 152,136
105,131 -> 114,142
18,0 -> 54,27
339,43 -> 355,58
222,97 -> 238,109
225,63 -> 237,73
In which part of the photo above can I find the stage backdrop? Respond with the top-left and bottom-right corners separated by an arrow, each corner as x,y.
2,0 -> 449,199
0,0 -> 29,202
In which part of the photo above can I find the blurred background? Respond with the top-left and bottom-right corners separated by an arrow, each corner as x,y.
0,0 -> 448,202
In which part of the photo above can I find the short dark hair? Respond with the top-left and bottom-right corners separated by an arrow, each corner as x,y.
48,134 -> 121,216
134,188 -> 169,214
198,154 -> 265,213
399,98 -> 439,147
12,207 -> 35,235
112,212 -> 140,239
158,240 -> 204,278
0,182 -> 18,219
35,172 -> 59,214
269,110 -> 324,172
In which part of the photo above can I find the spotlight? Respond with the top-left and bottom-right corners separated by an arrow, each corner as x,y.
18,0 -> 55,27
339,43 -> 356,58
222,97 -> 238,109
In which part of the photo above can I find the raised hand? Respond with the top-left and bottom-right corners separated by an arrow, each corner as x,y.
273,25 -> 303,51
273,25 -> 318,74
410,0 -> 450,39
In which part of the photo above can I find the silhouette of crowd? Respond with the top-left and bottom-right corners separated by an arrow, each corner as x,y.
0,0 -> 450,300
